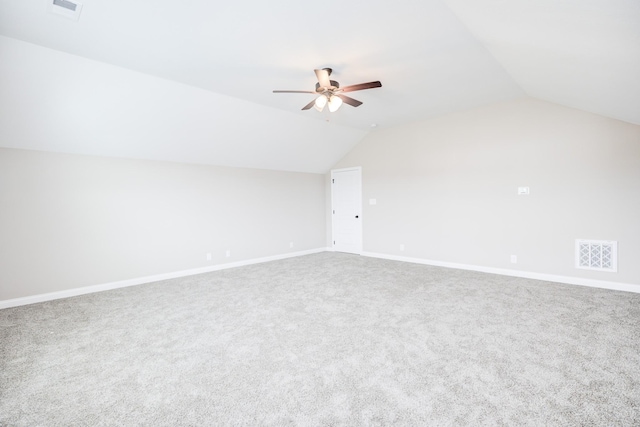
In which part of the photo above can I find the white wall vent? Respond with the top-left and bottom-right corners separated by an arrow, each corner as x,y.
48,0 -> 83,21
575,239 -> 617,272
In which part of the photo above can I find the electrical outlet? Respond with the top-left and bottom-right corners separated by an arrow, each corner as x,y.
400,244 -> 405,251
226,250 -> 230,257
510,255 -> 517,264
289,242 -> 294,248
206,253 -> 212,261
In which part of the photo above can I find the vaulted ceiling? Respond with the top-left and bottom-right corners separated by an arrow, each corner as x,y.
1,0 -> 638,173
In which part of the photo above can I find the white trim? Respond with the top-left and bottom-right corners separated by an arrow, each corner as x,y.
330,166 -> 363,173
5,247 -> 636,310
330,166 -> 363,255
0,248 -> 328,310
361,251 -> 640,294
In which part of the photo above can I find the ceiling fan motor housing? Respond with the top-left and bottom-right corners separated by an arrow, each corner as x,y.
315,81 -> 340,92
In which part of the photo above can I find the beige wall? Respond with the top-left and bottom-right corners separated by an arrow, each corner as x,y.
333,97 -> 640,285
0,148 -> 327,300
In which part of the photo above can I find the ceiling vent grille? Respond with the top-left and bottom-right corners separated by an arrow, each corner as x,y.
48,0 -> 83,21
575,239 -> 617,272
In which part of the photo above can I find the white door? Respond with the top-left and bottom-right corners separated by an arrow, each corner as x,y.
331,167 -> 362,254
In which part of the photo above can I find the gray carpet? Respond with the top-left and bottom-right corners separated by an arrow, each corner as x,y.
1,252 -> 639,426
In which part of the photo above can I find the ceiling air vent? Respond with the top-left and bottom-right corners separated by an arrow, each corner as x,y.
48,0 -> 83,21
575,239 -> 617,272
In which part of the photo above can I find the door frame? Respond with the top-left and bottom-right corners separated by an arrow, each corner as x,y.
330,166 -> 362,254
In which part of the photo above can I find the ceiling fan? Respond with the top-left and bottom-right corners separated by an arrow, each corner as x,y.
273,68 -> 382,112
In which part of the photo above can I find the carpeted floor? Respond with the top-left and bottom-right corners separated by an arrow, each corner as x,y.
1,252 -> 639,426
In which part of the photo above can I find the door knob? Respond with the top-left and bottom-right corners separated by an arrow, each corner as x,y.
355,215 -> 359,218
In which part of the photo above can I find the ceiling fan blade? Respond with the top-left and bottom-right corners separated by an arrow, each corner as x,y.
301,99 -> 317,110
336,94 -> 363,107
315,69 -> 332,89
273,90 -> 316,94
340,81 -> 382,93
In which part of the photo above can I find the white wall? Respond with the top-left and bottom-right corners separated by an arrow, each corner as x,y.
0,148 -> 326,301
332,97 -> 640,286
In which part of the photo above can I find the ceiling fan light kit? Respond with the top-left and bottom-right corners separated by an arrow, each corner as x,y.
314,93 -> 343,113
274,68 -> 382,112
314,95 -> 328,112
327,95 -> 343,112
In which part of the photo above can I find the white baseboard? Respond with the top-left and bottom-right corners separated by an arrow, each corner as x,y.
4,248 -> 636,310
361,252 -> 640,294
0,248 -> 328,310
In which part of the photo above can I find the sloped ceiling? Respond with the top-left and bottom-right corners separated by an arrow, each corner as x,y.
444,0 -> 640,126
0,0 -> 638,173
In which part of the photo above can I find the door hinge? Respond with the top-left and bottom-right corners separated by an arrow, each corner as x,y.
332,179 -> 334,183
333,210 -> 335,214
333,240 -> 335,245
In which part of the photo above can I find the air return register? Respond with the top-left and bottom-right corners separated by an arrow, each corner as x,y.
575,239 -> 617,272
49,0 -> 83,21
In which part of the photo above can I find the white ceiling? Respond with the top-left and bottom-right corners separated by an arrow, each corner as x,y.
0,0 -> 638,173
